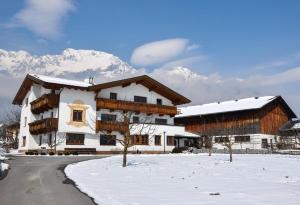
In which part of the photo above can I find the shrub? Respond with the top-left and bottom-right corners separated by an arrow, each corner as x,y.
40,152 -> 46,155
49,151 -> 55,156
64,151 -> 70,156
72,151 -> 78,155
34,152 -> 38,155
57,152 -> 63,156
25,151 -> 29,155
172,147 -> 188,153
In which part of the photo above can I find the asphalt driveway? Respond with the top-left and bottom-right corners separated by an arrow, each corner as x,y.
0,155 -> 107,205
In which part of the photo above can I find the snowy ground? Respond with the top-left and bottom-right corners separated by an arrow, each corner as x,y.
66,154 -> 300,205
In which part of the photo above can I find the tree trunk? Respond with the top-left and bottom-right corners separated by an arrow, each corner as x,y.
123,146 -> 128,167
208,148 -> 212,156
229,146 -> 233,162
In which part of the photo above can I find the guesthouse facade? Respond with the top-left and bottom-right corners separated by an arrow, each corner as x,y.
13,74 -> 197,154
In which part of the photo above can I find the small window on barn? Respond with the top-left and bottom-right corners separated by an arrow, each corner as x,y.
134,96 -> 147,103
24,117 -> 27,127
214,137 -> 229,143
235,136 -> 250,143
25,98 -> 28,106
110,92 -> 117,100
100,135 -> 116,146
73,110 -> 83,122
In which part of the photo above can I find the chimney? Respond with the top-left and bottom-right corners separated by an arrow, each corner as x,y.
89,76 -> 95,85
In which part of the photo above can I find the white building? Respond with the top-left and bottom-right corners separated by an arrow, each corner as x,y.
13,74 -> 198,154
175,96 -> 297,150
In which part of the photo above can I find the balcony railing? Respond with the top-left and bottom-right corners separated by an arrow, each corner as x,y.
96,98 -> 177,116
29,118 -> 58,135
96,120 -> 129,133
31,94 -> 59,114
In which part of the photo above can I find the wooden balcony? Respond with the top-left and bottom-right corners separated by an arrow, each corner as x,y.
29,118 -> 58,135
96,120 -> 129,133
96,98 -> 177,116
31,94 -> 59,114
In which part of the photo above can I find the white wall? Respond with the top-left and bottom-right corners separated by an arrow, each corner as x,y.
58,88 -> 96,134
99,83 -> 173,106
212,134 -> 276,150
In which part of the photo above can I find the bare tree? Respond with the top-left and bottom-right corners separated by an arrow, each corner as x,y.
0,109 -> 21,152
100,111 -> 156,167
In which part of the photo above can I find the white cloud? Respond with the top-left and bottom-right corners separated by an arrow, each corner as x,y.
131,38 -> 200,66
9,0 -> 75,39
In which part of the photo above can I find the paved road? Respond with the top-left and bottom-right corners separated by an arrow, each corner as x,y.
0,156 -> 107,205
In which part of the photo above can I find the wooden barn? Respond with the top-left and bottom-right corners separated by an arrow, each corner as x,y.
175,96 -> 297,149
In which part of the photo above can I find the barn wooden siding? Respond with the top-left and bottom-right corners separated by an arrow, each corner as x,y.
175,99 -> 292,136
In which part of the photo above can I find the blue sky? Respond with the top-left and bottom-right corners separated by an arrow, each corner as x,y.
0,0 -> 300,115
1,0 -> 300,76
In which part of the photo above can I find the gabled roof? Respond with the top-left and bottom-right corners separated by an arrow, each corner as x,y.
13,74 -> 92,105
89,75 -> 191,105
13,74 -> 191,105
176,95 -> 297,118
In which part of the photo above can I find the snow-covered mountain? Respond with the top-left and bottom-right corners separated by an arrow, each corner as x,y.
0,48 -> 138,79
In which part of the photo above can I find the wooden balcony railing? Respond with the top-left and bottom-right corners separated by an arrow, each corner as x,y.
96,98 -> 177,116
29,118 -> 58,135
96,120 -> 129,133
31,94 -> 59,114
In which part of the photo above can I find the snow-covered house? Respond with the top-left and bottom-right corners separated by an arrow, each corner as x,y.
13,74 -> 197,153
175,96 -> 297,149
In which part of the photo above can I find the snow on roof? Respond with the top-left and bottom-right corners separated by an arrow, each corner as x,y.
292,122 -> 300,129
176,96 -> 277,118
30,74 -> 92,87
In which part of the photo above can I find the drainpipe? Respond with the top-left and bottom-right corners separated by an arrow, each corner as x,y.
55,88 -> 64,153
163,131 -> 166,153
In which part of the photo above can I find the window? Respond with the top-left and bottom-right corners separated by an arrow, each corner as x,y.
66,133 -> 85,145
73,110 -> 83,122
51,112 -> 54,118
155,135 -> 161,145
25,98 -> 28,106
155,118 -> 167,125
132,116 -> 139,123
24,117 -> 27,127
215,137 -> 229,143
100,135 -> 116,146
235,135 -> 250,143
167,136 -> 174,146
134,96 -> 147,103
156,98 -> 162,105
110,92 -> 117,100
48,134 -> 52,146
39,135 -> 42,146
131,135 -> 149,145
22,136 -> 26,147
101,114 -> 117,121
